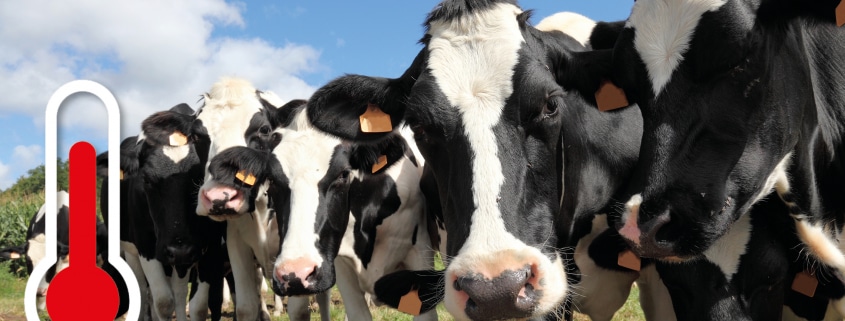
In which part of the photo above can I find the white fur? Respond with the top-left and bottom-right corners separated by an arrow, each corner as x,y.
702,212 -> 751,281
636,264 -> 677,321
162,145 -> 190,164
535,12 -> 597,47
427,3 -> 567,319
272,128 -> 337,271
628,0 -> 728,96
750,152 -> 792,206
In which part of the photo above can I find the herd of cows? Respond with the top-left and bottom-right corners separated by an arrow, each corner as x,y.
2,0 -> 845,320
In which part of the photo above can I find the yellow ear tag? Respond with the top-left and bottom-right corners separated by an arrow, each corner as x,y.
119,170 -> 124,181
837,0 -> 845,27
9,252 -> 20,259
169,131 -> 188,146
359,103 -> 393,133
792,270 -> 818,297
595,80 -> 629,112
372,155 -> 388,173
398,288 -> 422,316
617,250 -> 641,271
235,170 -> 256,186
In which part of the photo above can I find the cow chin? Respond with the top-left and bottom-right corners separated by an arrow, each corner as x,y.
443,247 -> 567,321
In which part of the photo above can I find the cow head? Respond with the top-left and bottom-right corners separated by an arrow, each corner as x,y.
556,0 -> 845,260
129,104 -> 213,266
302,1 -> 607,319
195,77 -> 287,221
205,103 -> 420,296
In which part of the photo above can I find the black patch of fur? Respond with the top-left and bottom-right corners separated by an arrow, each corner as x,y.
374,269 -> 445,314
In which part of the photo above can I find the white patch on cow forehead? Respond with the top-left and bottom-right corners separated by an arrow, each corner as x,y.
162,145 -> 190,164
702,212 -> 750,281
427,2 -> 524,255
274,128 -> 339,266
627,0 -> 727,96
197,77 -> 263,160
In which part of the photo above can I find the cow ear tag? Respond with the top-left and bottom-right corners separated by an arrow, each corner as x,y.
792,270 -> 819,297
595,80 -> 629,112
169,131 -> 188,146
837,0 -> 845,27
398,287 -> 423,316
26,80 -> 142,321
235,170 -> 257,186
618,250 -> 641,271
119,169 -> 124,181
372,155 -> 388,173
359,103 -> 393,133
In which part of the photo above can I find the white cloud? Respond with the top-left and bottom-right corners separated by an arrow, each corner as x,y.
0,0 -> 322,139
12,145 -> 42,167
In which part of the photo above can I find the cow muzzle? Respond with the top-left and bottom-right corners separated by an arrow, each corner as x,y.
199,185 -> 244,219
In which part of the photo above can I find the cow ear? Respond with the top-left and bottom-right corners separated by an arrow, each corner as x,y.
588,21 -> 626,50
168,103 -> 195,115
140,110 -> 196,147
208,146 -> 279,188
257,92 -> 307,128
306,75 -> 410,143
374,270 -> 444,315
348,133 -> 412,175
555,49 -> 633,110
120,136 -> 141,178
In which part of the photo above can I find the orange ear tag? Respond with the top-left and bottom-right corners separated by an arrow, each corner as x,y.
792,270 -> 818,297
398,288 -> 423,316
359,103 -> 393,133
595,80 -> 629,112
235,170 -> 256,186
837,0 -> 845,27
372,155 -> 388,173
618,250 -> 641,271
119,170 -> 124,181
169,131 -> 188,146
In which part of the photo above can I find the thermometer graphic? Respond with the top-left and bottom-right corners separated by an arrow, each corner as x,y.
24,80 -> 141,321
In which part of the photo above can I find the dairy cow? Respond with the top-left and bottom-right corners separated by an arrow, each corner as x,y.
194,78 -> 329,321
554,0 -> 845,318
201,98 -> 438,320
96,104 -> 228,321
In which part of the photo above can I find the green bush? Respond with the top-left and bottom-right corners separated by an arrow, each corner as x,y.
0,193 -> 43,278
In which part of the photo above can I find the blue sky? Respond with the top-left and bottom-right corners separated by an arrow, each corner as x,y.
0,0 -> 632,190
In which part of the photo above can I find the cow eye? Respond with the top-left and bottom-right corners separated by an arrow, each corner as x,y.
259,125 -> 272,135
335,170 -> 350,184
543,92 -> 562,119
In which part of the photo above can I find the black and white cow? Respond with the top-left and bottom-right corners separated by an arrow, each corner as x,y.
202,98 -> 438,320
193,77 -> 329,321
98,104 -> 229,321
554,0 -> 845,317
22,190 -> 129,319
301,1 -> 626,319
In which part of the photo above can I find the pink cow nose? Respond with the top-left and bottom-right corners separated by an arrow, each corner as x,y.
275,258 -> 318,289
201,186 -> 243,213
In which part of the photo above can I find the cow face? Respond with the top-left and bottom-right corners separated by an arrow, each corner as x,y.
557,0 -> 838,260
195,78 -> 286,221
302,1 -> 603,319
205,114 -> 416,297
134,106 -> 212,266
